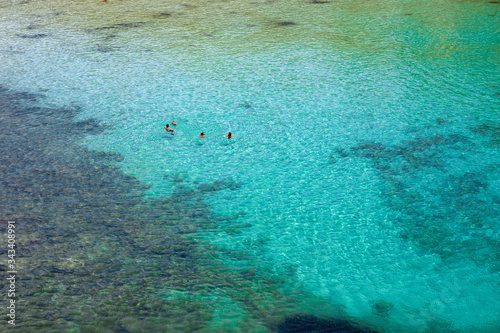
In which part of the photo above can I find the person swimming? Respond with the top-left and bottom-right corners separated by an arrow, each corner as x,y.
223,132 -> 233,139
171,121 -> 178,126
199,132 -> 206,138
164,124 -> 175,133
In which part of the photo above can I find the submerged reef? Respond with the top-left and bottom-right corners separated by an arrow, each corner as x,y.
470,121 -> 500,145
86,22 -> 147,32
334,129 -> 500,273
17,34 -> 49,39
276,314 -> 377,333
276,21 -> 297,26
0,86 -> 370,332
84,21 -> 147,53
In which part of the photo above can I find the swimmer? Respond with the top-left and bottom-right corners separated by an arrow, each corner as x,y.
171,121 -> 178,126
199,132 -> 206,138
223,132 -> 233,139
164,124 -> 175,133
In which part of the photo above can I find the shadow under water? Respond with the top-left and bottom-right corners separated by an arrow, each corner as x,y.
0,86 -> 378,332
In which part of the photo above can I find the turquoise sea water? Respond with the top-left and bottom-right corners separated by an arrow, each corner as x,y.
1,0 -> 499,331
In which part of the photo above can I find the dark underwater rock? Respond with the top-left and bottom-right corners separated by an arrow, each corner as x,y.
89,22 -> 146,32
18,33 -> 49,38
153,12 -> 172,18
91,45 -> 118,53
435,118 -> 449,125
239,269 -> 257,279
92,151 -> 125,163
371,300 -> 394,316
470,122 -> 500,139
276,21 -> 297,26
242,102 -> 253,109
104,34 -> 119,40
443,172 -> 487,197
197,178 -> 240,193
350,142 -> 386,159
277,314 -> 378,333
114,22 -> 145,28
72,118 -> 106,134
334,147 -> 349,158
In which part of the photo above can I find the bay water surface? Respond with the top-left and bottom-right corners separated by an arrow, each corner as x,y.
0,0 -> 499,332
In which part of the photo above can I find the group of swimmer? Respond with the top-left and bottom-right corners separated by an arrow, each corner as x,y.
164,121 -> 233,139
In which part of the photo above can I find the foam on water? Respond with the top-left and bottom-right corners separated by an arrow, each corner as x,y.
1,0 -> 499,331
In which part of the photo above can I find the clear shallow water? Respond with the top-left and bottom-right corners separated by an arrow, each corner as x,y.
1,0 -> 499,332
